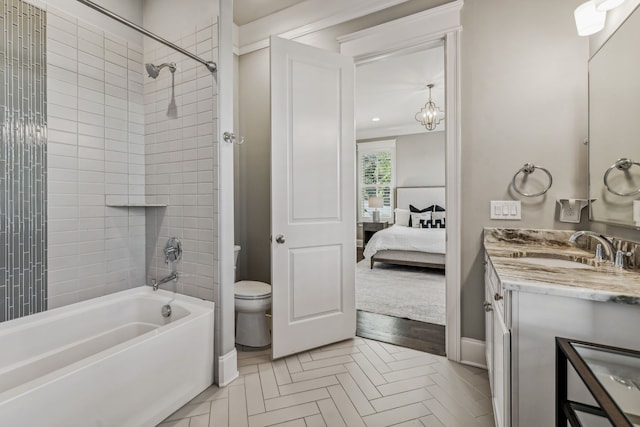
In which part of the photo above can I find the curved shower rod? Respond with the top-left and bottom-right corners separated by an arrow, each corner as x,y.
76,0 -> 217,74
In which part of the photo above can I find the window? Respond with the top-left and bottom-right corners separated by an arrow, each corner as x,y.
357,140 -> 396,222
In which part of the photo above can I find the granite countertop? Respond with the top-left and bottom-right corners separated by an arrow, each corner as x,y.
484,228 -> 640,304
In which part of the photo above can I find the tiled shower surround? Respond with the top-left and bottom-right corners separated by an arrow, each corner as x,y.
45,7 -> 147,308
144,20 -> 219,301
0,0 -> 47,321
41,3 -> 219,309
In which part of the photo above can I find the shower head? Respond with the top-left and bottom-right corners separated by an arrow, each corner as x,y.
145,62 -> 176,79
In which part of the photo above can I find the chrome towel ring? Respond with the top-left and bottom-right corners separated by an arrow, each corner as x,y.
511,163 -> 553,197
603,158 -> 640,197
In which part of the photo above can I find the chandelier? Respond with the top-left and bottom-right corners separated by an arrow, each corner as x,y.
415,84 -> 443,131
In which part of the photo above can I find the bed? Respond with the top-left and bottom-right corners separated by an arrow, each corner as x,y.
364,187 -> 446,269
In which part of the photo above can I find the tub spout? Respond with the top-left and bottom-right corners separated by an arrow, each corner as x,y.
151,272 -> 177,291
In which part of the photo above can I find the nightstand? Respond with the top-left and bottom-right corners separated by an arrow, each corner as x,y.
362,221 -> 388,247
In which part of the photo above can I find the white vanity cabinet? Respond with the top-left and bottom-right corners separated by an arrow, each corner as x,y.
485,252 -> 640,427
484,255 -> 511,427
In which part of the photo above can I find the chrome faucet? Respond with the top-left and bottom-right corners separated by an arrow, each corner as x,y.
151,237 -> 183,291
568,231 -> 616,263
151,272 -> 178,291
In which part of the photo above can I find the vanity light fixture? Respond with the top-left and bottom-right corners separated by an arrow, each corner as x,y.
415,83 -> 443,131
371,117 -> 381,122
593,0 -> 625,11
574,1 -> 607,36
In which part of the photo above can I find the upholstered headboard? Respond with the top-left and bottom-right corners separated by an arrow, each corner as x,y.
396,187 -> 446,210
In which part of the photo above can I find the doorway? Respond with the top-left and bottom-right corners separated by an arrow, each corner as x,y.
353,46 -> 447,355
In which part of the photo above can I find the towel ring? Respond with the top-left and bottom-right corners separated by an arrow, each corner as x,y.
603,158 -> 640,197
511,163 -> 553,197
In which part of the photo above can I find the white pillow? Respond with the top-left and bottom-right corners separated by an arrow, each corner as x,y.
394,208 -> 411,227
411,212 -> 431,228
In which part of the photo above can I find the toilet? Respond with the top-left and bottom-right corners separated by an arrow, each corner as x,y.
234,245 -> 272,347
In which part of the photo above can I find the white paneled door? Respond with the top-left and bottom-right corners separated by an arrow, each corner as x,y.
270,36 -> 356,359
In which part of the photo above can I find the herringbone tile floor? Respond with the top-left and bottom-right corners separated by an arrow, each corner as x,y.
158,338 -> 495,427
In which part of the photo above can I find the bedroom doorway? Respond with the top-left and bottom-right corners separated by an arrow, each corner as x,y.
353,45 -> 447,356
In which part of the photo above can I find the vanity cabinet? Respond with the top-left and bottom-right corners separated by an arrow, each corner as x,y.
484,255 -> 511,427
484,252 -> 640,427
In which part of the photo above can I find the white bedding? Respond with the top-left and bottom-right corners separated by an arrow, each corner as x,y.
363,224 -> 446,259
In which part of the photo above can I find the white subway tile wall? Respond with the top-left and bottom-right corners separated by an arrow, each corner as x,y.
46,6 -> 146,308
144,18 -> 219,302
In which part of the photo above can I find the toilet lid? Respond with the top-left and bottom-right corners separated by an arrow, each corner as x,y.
235,280 -> 271,300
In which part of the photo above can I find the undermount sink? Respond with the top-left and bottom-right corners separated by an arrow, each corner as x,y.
507,251 -> 595,269
517,257 -> 594,270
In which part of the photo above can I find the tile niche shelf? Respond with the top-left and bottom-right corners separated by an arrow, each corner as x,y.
105,197 -> 167,208
105,203 -> 168,207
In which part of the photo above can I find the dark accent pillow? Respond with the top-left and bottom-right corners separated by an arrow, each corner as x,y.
425,204 -> 446,212
409,204 -> 429,227
426,210 -> 446,228
409,204 -> 446,228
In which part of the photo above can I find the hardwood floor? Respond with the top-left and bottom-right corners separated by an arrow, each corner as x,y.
356,310 -> 446,356
355,252 -> 446,356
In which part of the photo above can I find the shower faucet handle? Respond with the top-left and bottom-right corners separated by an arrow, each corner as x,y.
164,237 -> 182,263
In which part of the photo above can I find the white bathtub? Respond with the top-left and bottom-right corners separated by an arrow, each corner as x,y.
0,287 -> 215,427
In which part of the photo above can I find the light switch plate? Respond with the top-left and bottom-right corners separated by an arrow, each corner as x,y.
490,201 -> 521,220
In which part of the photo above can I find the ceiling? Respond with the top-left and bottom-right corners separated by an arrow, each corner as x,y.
356,46 -> 445,139
234,0 -> 446,140
234,0 -> 307,25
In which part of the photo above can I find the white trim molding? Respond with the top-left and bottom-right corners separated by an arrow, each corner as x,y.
338,1 -> 463,62
217,0 -> 238,386
217,349 -> 239,387
237,0 -> 411,54
340,0 -> 463,363
460,338 -> 487,369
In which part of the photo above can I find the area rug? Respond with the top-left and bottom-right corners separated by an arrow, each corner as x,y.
356,259 -> 446,325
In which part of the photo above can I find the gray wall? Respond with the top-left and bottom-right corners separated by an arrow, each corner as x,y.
354,132 -> 445,240
396,132 -> 445,188
237,0 -> 640,342
235,48 -> 271,283
460,0 -> 590,339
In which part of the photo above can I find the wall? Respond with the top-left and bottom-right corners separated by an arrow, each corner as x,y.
358,131 -> 445,188
395,132 -> 445,187
590,0 -> 640,56
237,0 -> 592,342
234,0 -> 450,282
460,0 -> 589,339
235,48 -> 271,283
44,0 -> 221,309
354,131 -> 445,239
143,14 -> 220,301
588,2 -> 640,243
46,4 -> 147,308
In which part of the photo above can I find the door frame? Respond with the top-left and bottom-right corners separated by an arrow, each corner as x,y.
217,0 -> 240,386
339,0 -> 463,362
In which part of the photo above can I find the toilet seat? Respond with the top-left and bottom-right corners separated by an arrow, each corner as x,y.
235,280 -> 271,300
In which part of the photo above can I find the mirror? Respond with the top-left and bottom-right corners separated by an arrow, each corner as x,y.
589,5 -> 640,227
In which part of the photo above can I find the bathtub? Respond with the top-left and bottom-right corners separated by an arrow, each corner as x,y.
0,286 -> 215,427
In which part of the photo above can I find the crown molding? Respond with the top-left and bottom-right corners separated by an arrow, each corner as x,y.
237,0 -> 410,55
339,0 -> 462,61
357,124 -> 445,140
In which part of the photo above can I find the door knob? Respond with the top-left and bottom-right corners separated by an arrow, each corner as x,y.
275,235 -> 285,244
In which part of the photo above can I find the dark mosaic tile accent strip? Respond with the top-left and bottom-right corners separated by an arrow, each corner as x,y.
0,0 -> 47,322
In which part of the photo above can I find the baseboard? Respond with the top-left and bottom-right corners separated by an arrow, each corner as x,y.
217,348 -> 239,387
460,337 -> 487,369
